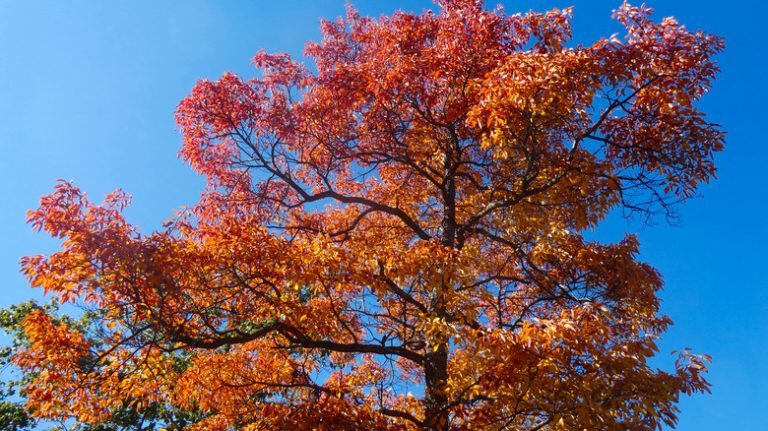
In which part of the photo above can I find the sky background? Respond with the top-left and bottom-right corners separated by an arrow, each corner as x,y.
1,0 -> 765,429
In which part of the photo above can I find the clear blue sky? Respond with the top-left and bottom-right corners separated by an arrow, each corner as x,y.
0,1 -> 764,429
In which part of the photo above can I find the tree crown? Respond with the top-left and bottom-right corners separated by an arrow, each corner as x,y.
15,1 -> 722,430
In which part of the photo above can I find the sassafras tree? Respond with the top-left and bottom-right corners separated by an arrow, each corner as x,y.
15,1 -> 722,430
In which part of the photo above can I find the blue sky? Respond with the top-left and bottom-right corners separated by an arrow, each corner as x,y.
0,1 -> 765,429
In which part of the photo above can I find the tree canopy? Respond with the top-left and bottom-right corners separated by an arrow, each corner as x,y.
13,1 -> 723,430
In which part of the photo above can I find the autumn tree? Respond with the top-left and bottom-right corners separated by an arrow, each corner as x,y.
13,1 -> 723,430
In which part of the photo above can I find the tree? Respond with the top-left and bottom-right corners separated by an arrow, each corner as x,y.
13,1 -> 723,430
0,301 -> 206,431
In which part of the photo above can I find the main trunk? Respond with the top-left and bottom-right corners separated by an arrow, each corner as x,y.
424,344 -> 450,431
423,150 -> 457,431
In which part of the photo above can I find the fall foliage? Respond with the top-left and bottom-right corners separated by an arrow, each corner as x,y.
14,1 -> 723,430
1,300 -> 206,431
